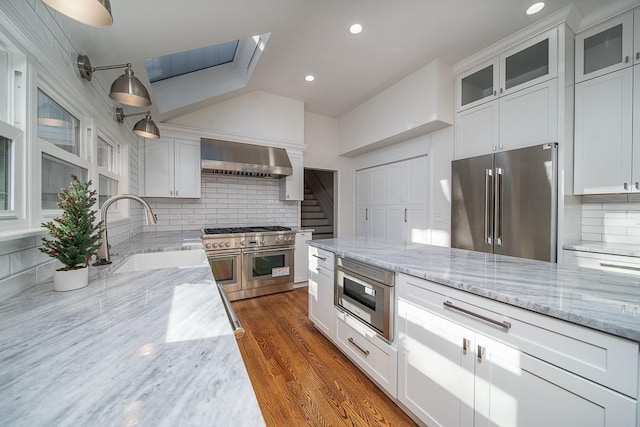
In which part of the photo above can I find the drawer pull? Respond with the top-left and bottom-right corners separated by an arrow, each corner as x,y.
477,345 -> 485,361
443,300 -> 511,330
348,337 -> 370,356
462,337 -> 470,353
312,254 -> 327,261
600,262 -> 640,272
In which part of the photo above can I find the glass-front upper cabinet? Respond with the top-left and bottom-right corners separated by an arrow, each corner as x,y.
456,58 -> 499,111
576,12 -> 633,83
456,28 -> 557,111
499,28 -> 557,97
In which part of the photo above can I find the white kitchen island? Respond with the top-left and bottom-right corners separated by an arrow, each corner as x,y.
0,232 -> 264,427
308,237 -> 640,427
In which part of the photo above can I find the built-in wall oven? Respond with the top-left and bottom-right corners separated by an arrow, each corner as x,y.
335,256 -> 395,341
203,226 -> 296,301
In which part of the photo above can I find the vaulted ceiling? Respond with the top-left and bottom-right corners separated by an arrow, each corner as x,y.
65,0 -> 618,121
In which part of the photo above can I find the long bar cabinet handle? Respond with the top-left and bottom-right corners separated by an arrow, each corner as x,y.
404,208 -> 408,223
600,262 -> 640,272
348,337 -> 370,356
443,300 -> 511,330
366,208 -> 368,220
312,254 -> 327,261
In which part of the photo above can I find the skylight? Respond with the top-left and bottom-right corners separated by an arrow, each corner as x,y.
145,40 -> 239,83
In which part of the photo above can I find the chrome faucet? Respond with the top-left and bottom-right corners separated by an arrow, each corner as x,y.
93,194 -> 157,265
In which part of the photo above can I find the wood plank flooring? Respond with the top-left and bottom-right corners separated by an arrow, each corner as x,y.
231,287 -> 417,427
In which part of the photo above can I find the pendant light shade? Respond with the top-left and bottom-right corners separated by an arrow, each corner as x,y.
41,0 -> 113,27
116,107 -> 160,139
78,55 -> 152,107
37,101 -> 71,127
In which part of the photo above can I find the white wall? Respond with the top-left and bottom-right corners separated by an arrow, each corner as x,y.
168,91 -> 305,148
338,59 -> 453,157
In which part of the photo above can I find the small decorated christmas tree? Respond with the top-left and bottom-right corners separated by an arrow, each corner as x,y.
40,175 -> 103,271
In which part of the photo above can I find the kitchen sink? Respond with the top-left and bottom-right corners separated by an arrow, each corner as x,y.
114,250 -> 209,273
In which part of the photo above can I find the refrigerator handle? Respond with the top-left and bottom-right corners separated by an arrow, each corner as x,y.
485,169 -> 494,245
495,167 -> 504,246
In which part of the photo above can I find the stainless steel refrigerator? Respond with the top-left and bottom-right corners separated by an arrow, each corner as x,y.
451,143 -> 557,262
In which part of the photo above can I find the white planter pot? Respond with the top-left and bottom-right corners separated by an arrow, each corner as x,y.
53,267 -> 89,292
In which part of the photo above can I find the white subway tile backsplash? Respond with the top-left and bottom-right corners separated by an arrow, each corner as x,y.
11,247 -> 50,274
582,196 -> 640,244
0,269 -> 36,303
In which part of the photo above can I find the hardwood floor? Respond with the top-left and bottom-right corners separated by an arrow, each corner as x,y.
231,287 -> 417,427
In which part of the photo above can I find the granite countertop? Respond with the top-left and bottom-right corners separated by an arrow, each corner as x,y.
0,231 -> 264,427
309,238 -> 640,342
563,241 -> 640,258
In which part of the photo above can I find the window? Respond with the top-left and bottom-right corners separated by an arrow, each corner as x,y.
41,153 -> 87,210
37,89 -> 80,156
95,135 -> 121,210
0,122 -> 23,215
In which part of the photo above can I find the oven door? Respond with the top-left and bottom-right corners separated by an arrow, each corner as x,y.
207,250 -> 242,293
335,267 -> 393,340
242,247 -> 294,289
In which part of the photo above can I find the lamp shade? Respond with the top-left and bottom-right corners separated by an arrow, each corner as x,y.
110,67 -> 152,107
133,115 -> 160,139
37,102 -> 70,127
42,0 -> 113,27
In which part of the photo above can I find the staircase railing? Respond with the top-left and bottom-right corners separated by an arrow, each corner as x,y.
303,169 -> 334,234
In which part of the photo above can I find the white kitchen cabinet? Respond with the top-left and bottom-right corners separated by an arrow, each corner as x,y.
308,247 -> 334,339
454,28 -> 559,159
574,67 -> 633,194
356,156 -> 429,243
334,308 -> 398,397
397,273 -> 638,427
564,249 -> 640,278
575,11 -> 634,83
143,137 -> 201,198
294,231 -> 311,283
279,149 -> 303,201
636,9 -> 640,65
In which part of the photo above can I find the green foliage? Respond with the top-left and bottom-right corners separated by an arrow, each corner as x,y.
40,175 -> 103,270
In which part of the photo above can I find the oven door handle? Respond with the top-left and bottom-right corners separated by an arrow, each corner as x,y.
242,246 -> 295,254
206,250 -> 243,258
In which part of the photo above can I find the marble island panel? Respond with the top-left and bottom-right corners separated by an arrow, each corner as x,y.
0,231 -> 264,427
309,238 -> 640,342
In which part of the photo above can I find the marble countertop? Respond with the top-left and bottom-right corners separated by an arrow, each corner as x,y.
309,238 -> 640,342
0,231 -> 264,427
563,241 -> 640,258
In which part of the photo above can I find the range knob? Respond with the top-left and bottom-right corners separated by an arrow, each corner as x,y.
240,240 -> 246,246
225,242 -> 231,247
205,243 -> 211,249
212,242 -> 218,248
275,238 -> 281,243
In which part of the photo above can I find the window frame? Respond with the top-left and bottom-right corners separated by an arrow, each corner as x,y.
93,131 -> 124,217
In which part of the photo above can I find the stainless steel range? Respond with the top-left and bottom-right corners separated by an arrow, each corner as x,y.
202,226 -> 296,301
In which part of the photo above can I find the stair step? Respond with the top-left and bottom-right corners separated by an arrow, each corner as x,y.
301,200 -> 320,207
312,225 -> 334,234
301,205 -> 323,213
300,211 -> 326,219
302,218 -> 330,227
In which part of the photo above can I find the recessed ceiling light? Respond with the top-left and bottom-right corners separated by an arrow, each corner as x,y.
305,75 -> 315,82
349,23 -> 363,35
526,2 -> 545,15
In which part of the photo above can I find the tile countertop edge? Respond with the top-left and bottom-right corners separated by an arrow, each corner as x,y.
0,231 -> 265,427
563,241 -> 640,258
310,238 -> 640,343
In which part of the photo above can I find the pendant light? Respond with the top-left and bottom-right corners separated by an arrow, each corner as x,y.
37,100 -> 71,127
116,107 -> 160,139
41,0 -> 113,27
77,55 -> 152,107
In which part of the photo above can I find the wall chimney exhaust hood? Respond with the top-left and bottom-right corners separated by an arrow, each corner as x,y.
201,138 -> 293,178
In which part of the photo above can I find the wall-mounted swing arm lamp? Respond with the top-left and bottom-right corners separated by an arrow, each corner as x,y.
77,55 -> 151,107
41,0 -> 113,27
116,107 -> 160,139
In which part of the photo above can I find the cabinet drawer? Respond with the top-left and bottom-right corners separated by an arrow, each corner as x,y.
308,247 -> 334,271
398,273 -> 639,398
334,309 -> 397,397
565,249 -> 640,277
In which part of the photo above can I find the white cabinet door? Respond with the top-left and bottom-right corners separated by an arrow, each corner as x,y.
405,205 -> 429,244
368,206 -> 386,239
574,68 -> 633,194
456,58 -> 499,112
386,162 -> 405,205
576,12 -> 634,82
474,334 -> 637,427
455,100 -> 499,159
499,79 -> 558,152
279,150 -> 304,201
633,64 -> 640,187
369,166 -> 387,206
308,248 -> 334,339
174,139 -> 201,198
385,206 -> 405,242
144,137 -> 173,197
635,9 -> 640,65
499,28 -> 558,97
356,169 -> 370,207
397,298 -> 475,427
356,206 -> 369,237
405,156 -> 428,206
